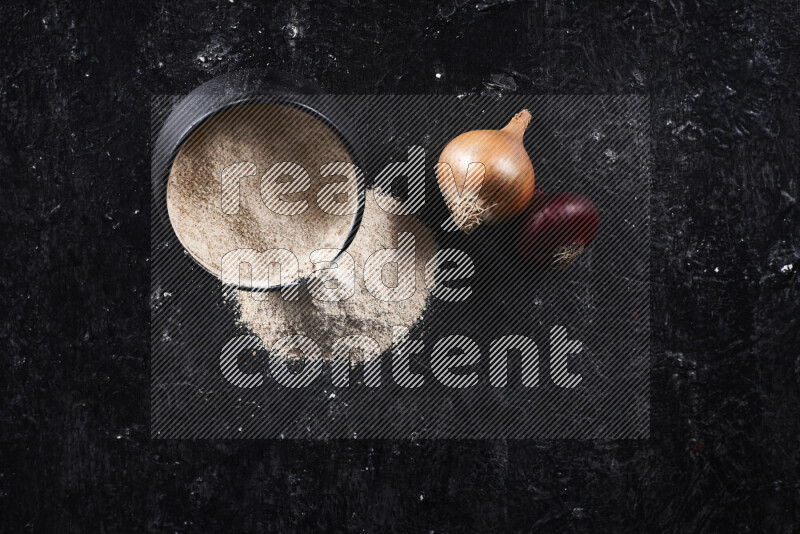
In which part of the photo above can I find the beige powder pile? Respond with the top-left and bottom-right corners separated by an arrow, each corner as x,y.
236,191 -> 439,359
167,102 -> 357,284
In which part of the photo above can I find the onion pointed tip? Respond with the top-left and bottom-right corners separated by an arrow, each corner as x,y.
505,109 -> 532,134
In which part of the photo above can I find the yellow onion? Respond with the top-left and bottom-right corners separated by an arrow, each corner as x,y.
436,109 -> 536,233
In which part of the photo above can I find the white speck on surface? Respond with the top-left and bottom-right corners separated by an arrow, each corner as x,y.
714,267 -> 719,273
435,72 -> 442,79
780,263 -> 793,273
283,23 -> 299,40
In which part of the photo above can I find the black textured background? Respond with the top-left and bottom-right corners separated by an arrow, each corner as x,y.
1,0 -> 798,532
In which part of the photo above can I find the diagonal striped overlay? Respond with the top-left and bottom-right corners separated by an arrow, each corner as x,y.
151,95 -> 650,439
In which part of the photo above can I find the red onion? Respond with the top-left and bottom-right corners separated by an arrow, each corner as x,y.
516,191 -> 599,269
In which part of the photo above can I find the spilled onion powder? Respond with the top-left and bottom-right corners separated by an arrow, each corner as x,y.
235,190 -> 438,359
